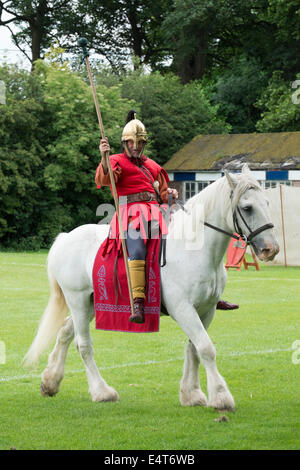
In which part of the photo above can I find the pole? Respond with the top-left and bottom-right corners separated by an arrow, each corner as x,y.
77,38 -> 135,315
279,184 -> 287,268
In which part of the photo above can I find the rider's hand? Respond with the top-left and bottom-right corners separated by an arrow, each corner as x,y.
99,138 -> 110,174
167,188 -> 178,199
99,137 -> 110,159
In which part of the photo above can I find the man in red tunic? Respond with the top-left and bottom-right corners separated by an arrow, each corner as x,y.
95,111 -> 239,325
95,111 -> 177,324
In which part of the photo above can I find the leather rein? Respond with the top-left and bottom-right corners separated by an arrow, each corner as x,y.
159,191 -> 274,267
175,191 -> 274,245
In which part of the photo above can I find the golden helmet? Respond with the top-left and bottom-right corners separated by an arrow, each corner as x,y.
121,110 -> 147,156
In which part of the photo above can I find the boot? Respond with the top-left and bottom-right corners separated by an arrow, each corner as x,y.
128,260 -> 146,324
129,297 -> 145,324
216,299 -> 239,310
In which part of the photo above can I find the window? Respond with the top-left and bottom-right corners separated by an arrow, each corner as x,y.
259,180 -> 292,189
184,181 -> 212,202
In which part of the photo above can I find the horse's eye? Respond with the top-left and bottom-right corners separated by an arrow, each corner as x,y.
243,205 -> 252,212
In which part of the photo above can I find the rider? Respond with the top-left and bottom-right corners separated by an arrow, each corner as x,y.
95,111 -> 177,324
95,111 -> 239,324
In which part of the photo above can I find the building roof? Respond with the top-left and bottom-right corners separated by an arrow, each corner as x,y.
164,132 -> 300,171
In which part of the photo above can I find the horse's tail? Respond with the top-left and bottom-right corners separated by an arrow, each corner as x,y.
22,234 -> 69,369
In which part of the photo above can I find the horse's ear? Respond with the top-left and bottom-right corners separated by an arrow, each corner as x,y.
225,170 -> 237,190
242,163 -> 252,175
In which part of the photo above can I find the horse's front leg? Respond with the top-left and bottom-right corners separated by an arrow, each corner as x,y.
169,300 -> 235,411
180,340 -> 207,406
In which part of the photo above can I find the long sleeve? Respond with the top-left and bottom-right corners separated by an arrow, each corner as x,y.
157,171 -> 169,203
95,161 -> 122,189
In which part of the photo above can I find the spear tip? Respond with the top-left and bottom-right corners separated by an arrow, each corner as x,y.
77,37 -> 88,48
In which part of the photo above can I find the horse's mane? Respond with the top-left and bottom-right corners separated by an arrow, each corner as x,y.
169,171 -> 262,244
184,172 -> 262,217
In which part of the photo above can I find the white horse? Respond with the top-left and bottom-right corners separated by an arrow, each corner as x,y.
23,165 -> 279,411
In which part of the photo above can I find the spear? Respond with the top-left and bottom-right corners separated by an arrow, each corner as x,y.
77,37 -> 135,317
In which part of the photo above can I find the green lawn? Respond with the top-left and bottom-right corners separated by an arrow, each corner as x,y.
0,251 -> 299,450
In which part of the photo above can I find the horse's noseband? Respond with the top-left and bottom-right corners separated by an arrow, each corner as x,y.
232,195 -> 274,245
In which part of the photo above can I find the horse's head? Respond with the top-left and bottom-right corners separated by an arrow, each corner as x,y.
225,164 -> 279,262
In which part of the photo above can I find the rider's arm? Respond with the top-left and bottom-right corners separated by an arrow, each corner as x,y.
96,137 -> 122,188
95,160 -> 122,188
157,171 -> 169,203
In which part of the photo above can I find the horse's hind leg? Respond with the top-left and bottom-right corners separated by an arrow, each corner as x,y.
180,340 -> 207,406
66,290 -> 119,402
41,315 -> 74,397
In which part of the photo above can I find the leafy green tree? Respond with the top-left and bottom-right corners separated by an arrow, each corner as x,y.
162,0 -> 255,83
33,59 -> 136,245
0,64 -> 45,247
212,56 -> 268,133
256,71 -> 300,132
0,0 -> 174,72
68,0 -> 173,71
0,60 -> 137,249
119,68 -> 231,164
0,1 -> 80,68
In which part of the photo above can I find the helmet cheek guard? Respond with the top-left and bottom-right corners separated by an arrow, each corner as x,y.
122,118 -> 147,158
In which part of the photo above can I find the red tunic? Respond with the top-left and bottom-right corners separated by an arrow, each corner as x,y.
95,153 -> 170,245
93,153 -> 170,333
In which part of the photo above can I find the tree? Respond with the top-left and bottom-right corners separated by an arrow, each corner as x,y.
0,60 -> 137,248
212,55 -> 268,133
0,0 -> 174,72
0,63 -> 45,246
119,68 -> 231,164
69,0 -> 173,71
255,71 -> 300,132
0,0 -> 79,68
162,0 -> 255,83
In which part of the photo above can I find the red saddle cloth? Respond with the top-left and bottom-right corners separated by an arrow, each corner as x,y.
93,234 -> 161,333
226,233 -> 247,266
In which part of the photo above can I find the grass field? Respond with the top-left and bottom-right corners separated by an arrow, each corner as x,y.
0,251 -> 299,450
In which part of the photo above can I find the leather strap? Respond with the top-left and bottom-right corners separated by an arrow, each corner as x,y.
119,191 -> 157,205
159,193 -> 173,267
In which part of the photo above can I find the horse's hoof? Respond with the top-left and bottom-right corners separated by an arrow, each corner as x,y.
40,382 -> 55,397
180,388 -> 207,407
91,387 -> 119,402
208,391 -> 235,412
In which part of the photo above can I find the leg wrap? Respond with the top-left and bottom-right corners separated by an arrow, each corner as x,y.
128,260 -> 146,299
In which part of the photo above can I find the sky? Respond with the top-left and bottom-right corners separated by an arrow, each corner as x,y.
0,12 -> 31,69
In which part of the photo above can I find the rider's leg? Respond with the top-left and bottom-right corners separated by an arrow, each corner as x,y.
126,224 -> 147,323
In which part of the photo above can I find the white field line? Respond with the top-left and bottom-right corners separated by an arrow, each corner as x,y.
229,278 -> 298,282
0,287 -> 45,291
0,347 -> 292,383
0,263 -> 45,267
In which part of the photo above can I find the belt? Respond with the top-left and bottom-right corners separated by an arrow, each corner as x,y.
119,191 -> 157,205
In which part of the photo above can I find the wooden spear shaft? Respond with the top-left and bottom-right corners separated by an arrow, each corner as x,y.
78,38 -> 135,315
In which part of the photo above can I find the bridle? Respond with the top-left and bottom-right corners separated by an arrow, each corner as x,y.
160,184 -> 274,267
232,203 -> 274,246
170,189 -> 274,247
